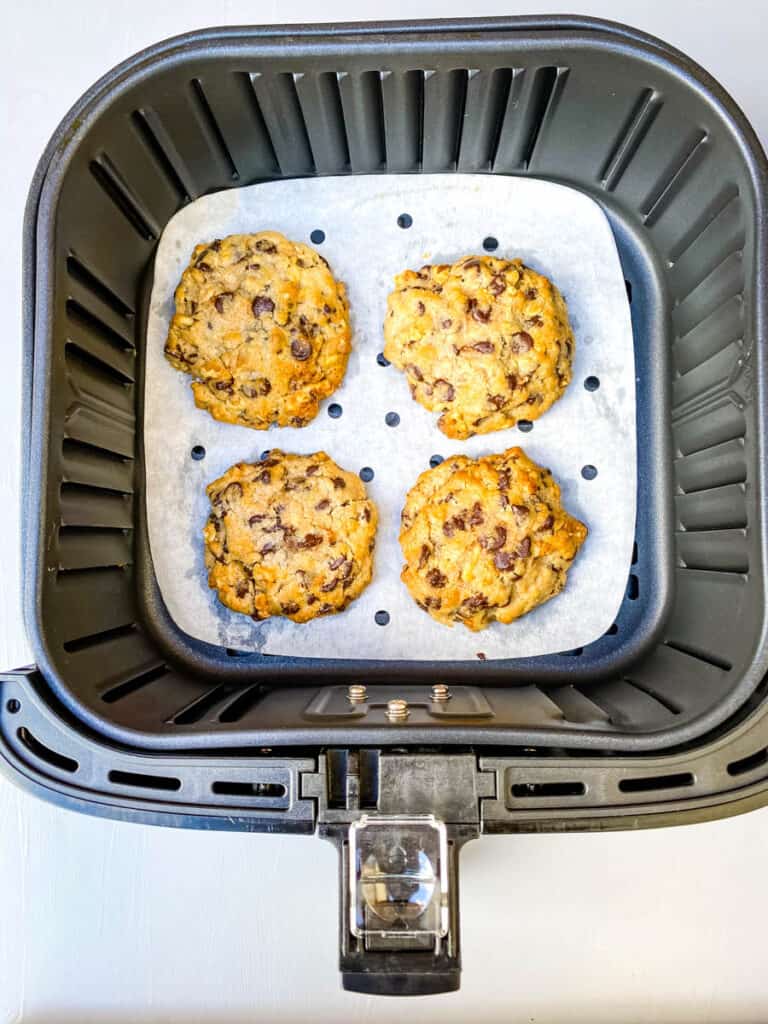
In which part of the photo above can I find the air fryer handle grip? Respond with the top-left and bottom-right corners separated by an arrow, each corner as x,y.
328,822 -> 473,996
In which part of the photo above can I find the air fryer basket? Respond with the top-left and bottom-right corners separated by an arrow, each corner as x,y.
5,14 -> 768,995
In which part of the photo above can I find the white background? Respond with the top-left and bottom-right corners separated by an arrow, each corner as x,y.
2,2 -> 767,1021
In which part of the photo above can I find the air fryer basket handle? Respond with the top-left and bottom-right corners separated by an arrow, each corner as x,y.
324,819 -> 476,996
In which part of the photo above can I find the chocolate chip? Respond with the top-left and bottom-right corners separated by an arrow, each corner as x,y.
489,274 -> 506,296
427,568 -> 448,588
196,261 -> 212,272
494,550 -> 515,570
246,262 -> 261,271
511,504 -> 529,521
307,595 -> 319,605
219,482 -> 243,504
328,554 -> 346,570
214,380 -> 234,392
299,533 -> 323,549
424,596 -> 442,610
259,542 -> 277,555
442,318 -> 453,329
248,513 -> 266,526
315,499 -> 331,511
469,502 -> 485,527
252,295 -> 275,317
506,374 -> 518,392
476,651 -> 487,660
472,341 -> 495,353
258,470 -> 271,484
323,303 -> 332,314
498,470 -> 510,490
306,464 -> 319,476
510,331 -> 533,353
488,394 -> 506,410
442,514 -> 467,537
321,577 -> 340,592
517,537 -> 531,558
332,477 -> 346,490
290,338 -> 312,361
362,507 -> 371,521
527,314 -> 544,327
462,594 -> 489,612
241,378 -> 271,398
462,258 -> 482,270
210,240 -> 221,252
538,514 -> 555,532
406,363 -> 424,382
214,292 -> 233,314
417,301 -> 425,314
419,544 -> 430,568
467,298 -> 491,323
254,239 -> 277,253
434,379 -> 456,402
319,603 -> 335,615
281,602 -> 300,615
525,287 -> 538,301
482,525 -> 507,551
236,581 -> 250,598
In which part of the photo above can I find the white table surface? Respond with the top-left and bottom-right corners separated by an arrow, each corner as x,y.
2,2 -> 768,1020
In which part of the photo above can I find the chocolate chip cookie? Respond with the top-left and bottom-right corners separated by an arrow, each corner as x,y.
399,448 -> 587,631
204,451 -> 377,623
165,232 -> 351,429
383,256 -> 573,439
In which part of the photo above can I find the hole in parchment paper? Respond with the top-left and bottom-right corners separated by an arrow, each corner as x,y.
375,610 -> 390,626
360,467 -> 374,482
328,403 -> 343,419
483,236 -> 499,252
377,352 -> 390,367
310,229 -> 325,244
605,623 -> 619,636
518,420 -> 533,433
627,574 -> 640,600
397,213 -> 413,229
625,279 -> 633,302
429,455 -> 444,468
191,445 -> 206,461
584,376 -> 600,392
260,450 -> 271,461
6,699 -> 21,714
581,464 -> 598,480
385,412 -> 400,427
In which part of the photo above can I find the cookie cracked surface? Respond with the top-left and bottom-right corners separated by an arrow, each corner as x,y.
165,232 -> 351,429
399,448 -> 587,631
383,256 -> 573,439
204,451 -> 377,623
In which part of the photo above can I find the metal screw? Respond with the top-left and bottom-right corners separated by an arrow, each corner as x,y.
348,684 -> 368,704
431,683 -> 452,703
386,698 -> 410,721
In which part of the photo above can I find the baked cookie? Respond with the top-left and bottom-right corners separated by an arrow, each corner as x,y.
399,448 -> 587,631
383,256 -> 573,439
165,232 -> 351,429
204,451 -> 377,623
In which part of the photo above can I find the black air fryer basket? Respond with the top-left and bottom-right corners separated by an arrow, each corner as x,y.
5,15 -> 768,995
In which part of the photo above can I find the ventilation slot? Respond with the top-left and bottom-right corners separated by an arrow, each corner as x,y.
483,69 -> 514,169
293,71 -> 350,173
100,664 -> 169,704
664,639 -> 732,672
211,781 -> 287,799
17,728 -> 78,773
63,621 -> 136,653
66,255 -> 134,319
66,299 -> 134,352
250,72 -> 316,175
380,68 -> 423,172
218,685 -> 264,723
171,685 -> 237,725
727,748 -> 768,777
519,66 -> 559,169
61,435 -> 134,465
623,680 -> 681,716
131,109 -> 192,201
618,772 -> 694,794
511,781 -> 585,798
668,184 -> 741,265
641,130 -> 708,226
89,156 -> 158,240
108,769 -> 181,792
66,342 -> 134,387
190,78 -> 239,180
601,88 -> 660,190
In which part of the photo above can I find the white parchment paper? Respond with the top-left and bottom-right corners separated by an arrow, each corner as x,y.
144,175 -> 636,660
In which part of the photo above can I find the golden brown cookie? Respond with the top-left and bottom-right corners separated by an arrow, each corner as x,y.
165,232 -> 351,429
204,451 -> 377,623
399,448 -> 587,631
383,256 -> 573,439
